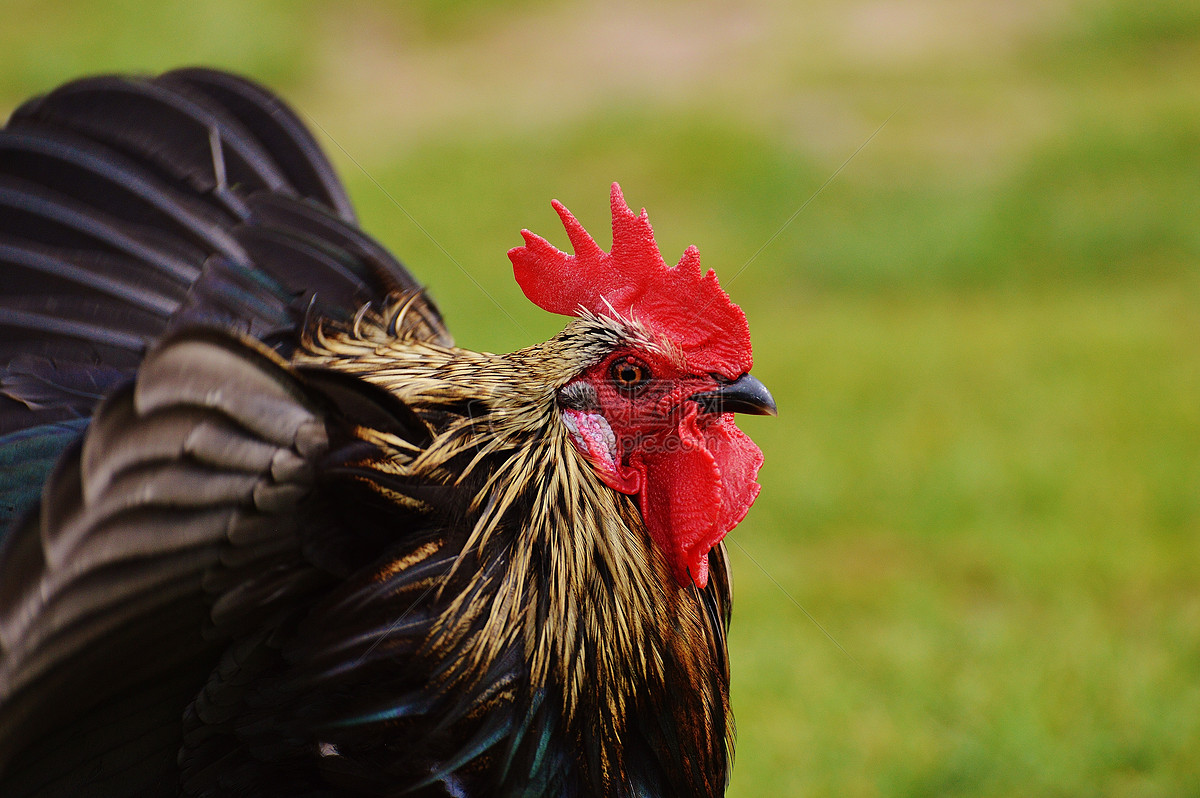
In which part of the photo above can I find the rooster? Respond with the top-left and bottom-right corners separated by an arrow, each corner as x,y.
0,69 -> 775,797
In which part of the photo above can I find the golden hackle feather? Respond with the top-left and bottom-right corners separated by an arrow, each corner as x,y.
298,296 -> 733,786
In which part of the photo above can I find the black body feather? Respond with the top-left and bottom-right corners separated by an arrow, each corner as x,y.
0,70 -> 733,797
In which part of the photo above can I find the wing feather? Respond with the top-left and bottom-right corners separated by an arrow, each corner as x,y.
0,331 -> 337,780
0,69 -> 458,794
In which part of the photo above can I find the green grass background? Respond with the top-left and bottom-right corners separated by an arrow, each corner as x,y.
3,0 -> 1198,794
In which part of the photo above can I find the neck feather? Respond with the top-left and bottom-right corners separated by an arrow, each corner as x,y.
296,308 -> 732,793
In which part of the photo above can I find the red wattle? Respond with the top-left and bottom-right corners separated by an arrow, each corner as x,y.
636,406 -> 764,588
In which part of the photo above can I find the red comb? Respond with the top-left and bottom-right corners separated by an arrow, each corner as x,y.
508,183 -> 752,377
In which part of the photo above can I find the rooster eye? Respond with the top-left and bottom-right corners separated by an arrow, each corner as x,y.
609,356 -> 651,396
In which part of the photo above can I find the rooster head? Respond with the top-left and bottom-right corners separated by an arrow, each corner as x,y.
509,184 -> 775,589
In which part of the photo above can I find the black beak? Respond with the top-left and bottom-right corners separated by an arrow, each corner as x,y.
691,373 -> 778,416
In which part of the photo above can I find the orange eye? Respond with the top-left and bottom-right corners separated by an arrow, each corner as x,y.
610,356 -> 651,395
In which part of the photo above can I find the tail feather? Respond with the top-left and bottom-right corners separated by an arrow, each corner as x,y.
8,74 -> 294,213
161,68 -> 356,223
0,128 -> 247,262
245,192 -> 423,301
0,68 -> 449,527
0,234 -> 187,317
0,174 -> 204,283
168,255 -> 297,345
234,225 -> 377,321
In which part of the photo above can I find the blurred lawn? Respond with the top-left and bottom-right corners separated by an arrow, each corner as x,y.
3,0 -> 1198,795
